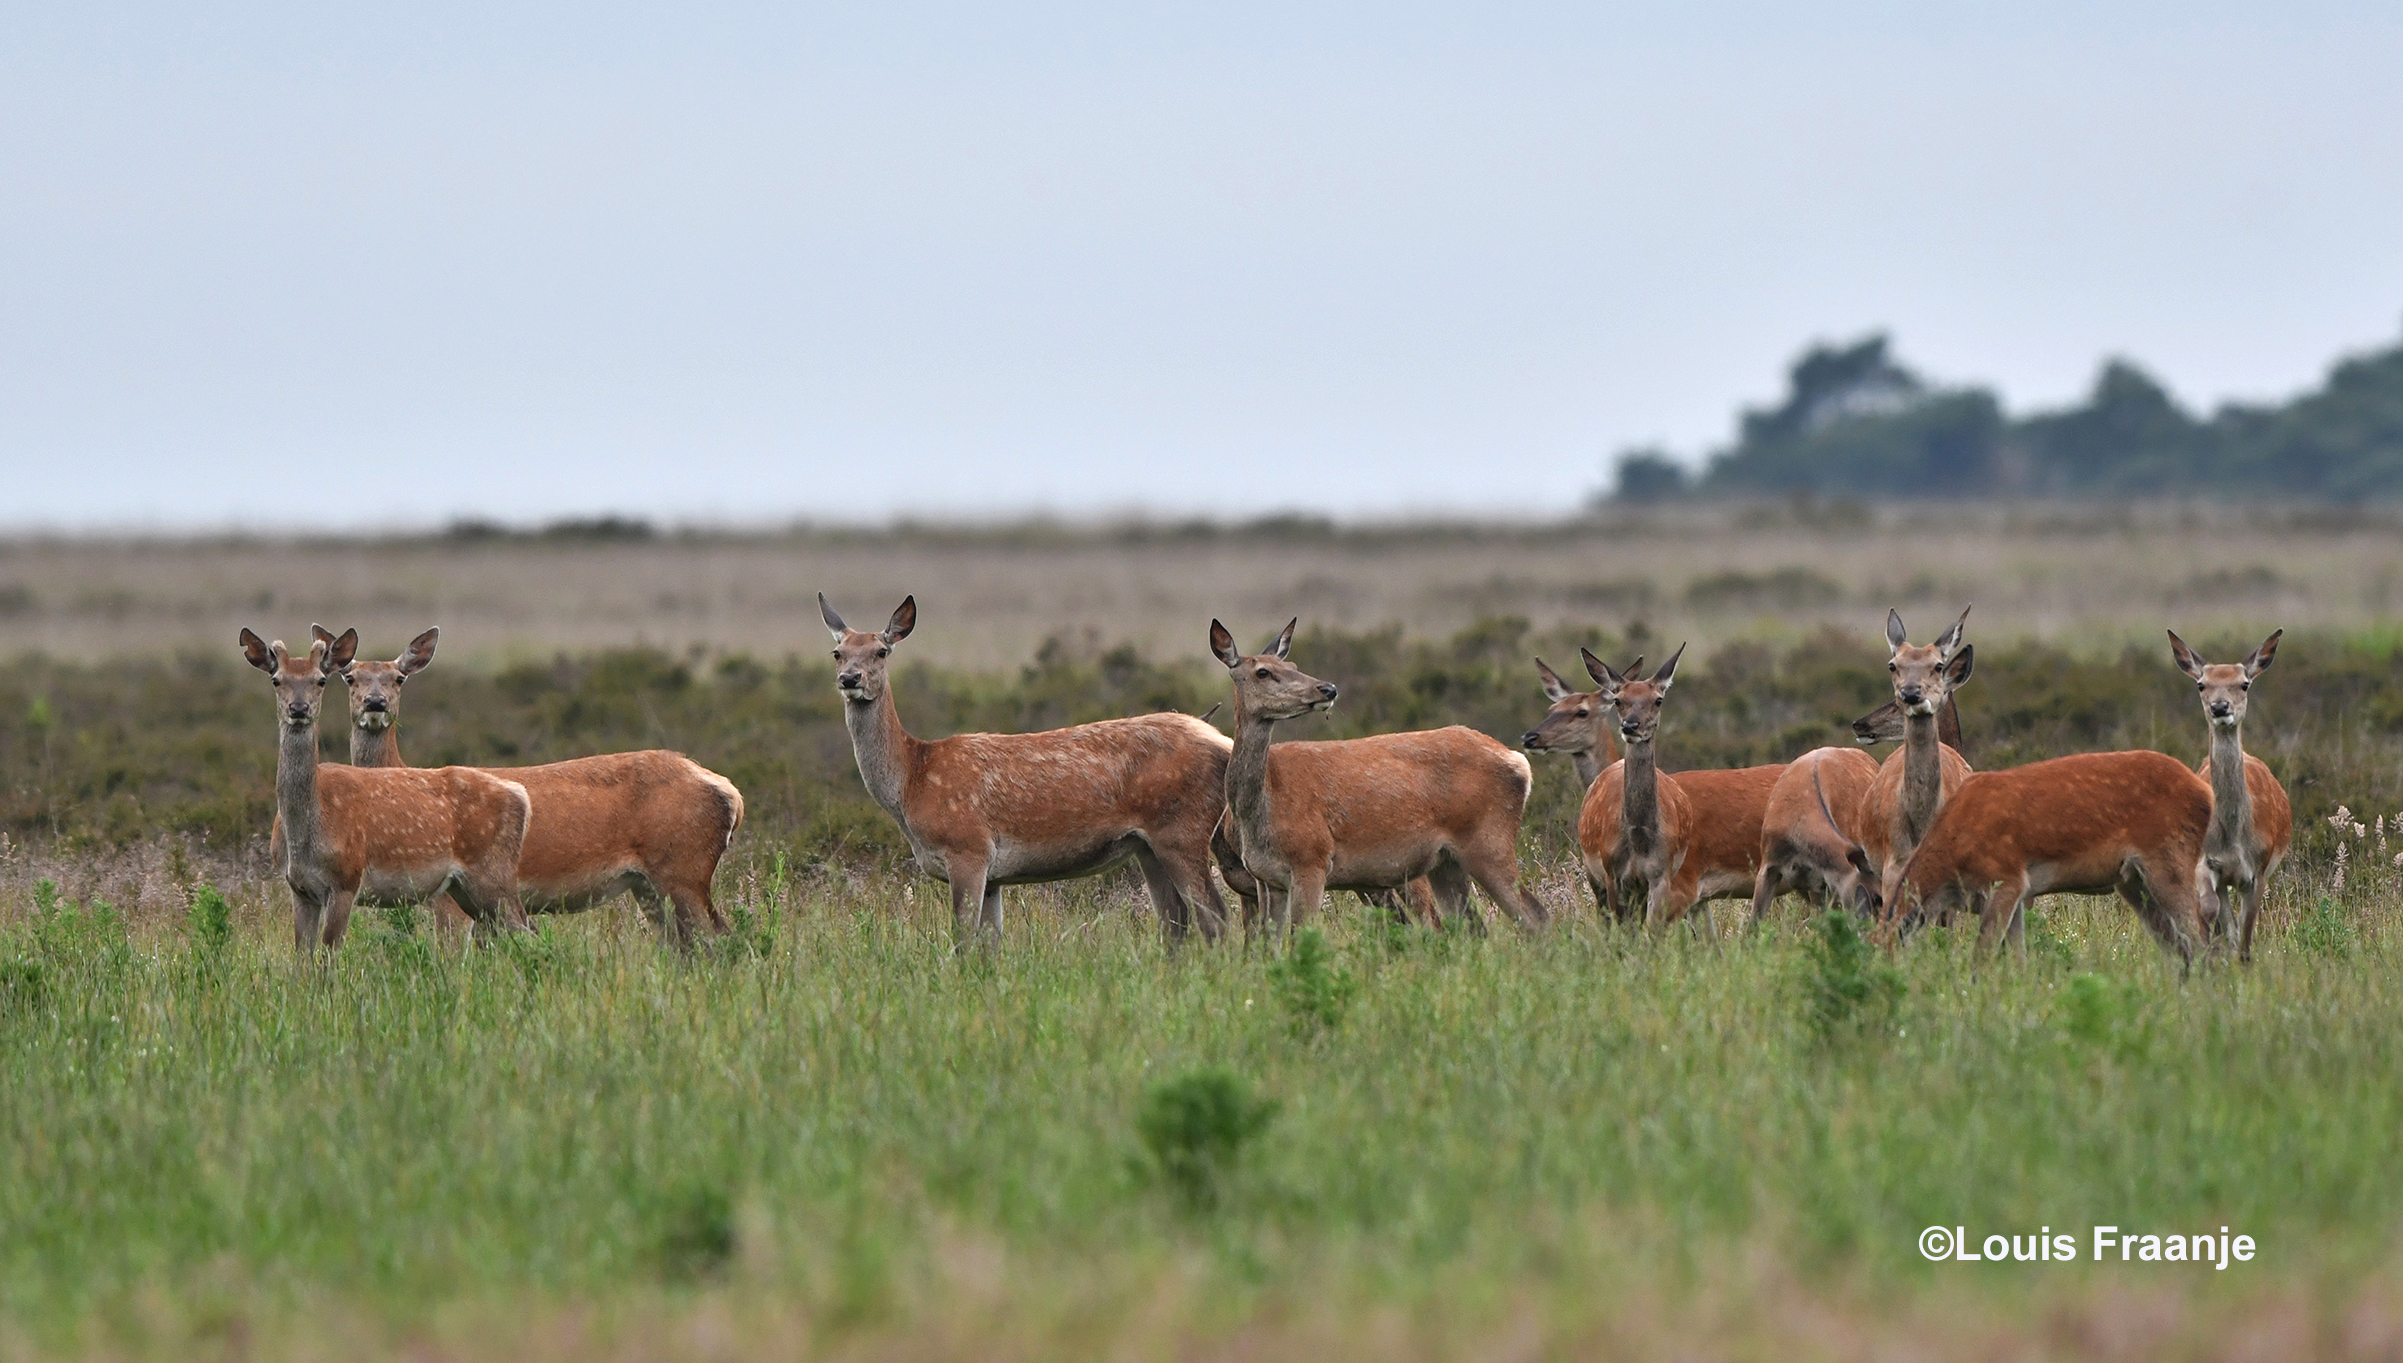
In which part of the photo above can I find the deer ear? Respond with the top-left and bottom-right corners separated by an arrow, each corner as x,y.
2245,628 -> 2281,678
1535,657 -> 1571,702
883,595 -> 916,645
239,628 -> 275,673
324,628 -> 358,673
1579,647 -> 1615,689
1209,619 -> 1242,669
1944,642 -> 1974,686
1885,609 -> 1909,655
817,593 -> 848,640
1270,618 -> 1297,660
1651,643 -> 1685,690
1935,604 -> 1970,657
304,638 -> 329,673
399,627 -> 440,675
311,623 -> 337,648
2166,629 -> 2205,680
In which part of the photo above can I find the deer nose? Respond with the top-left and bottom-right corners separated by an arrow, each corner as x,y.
1521,729 -> 1543,748
363,697 -> 388,712
837,672 -> 862,689
1318,683 -> 1338,699
1620,721 -> 1642,737
2209,700 -> 2232,717
1899,686 -> 1925,706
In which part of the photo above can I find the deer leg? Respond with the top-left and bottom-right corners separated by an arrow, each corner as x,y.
1402,878 -> 1445,931
1975,872 -> 2029,960
1464,852 -> 1544,932
1643,861 -> 1697,933
320,887 -> 359,950
946,856 -> 991,949
1171,853 -> 1231,944
1285,869 -> 1327,933
2127,854 -> 2202,973
292,887 -> 325,955
1747,863 -> 1782,933
631,883 -> 674,941
1427,858 -> 1480,934
2237,876 -> 2265,966
1133,846 -> 1192,946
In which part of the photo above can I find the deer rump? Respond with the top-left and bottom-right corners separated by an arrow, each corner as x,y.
1240,728 -> 1530,889
483,751 -> 744,913
901,714 -> 1229,885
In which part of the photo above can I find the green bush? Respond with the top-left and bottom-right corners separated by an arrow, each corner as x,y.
1135,1067 -> 1279,1210
1801,911 -> 1903,1042
1268,926 -> 1357,1034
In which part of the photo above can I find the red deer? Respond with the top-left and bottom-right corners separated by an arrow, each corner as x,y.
1894,750 -> 2216,970
2169,629 -> 2293,962
305,625 -> 745,947
1576,646 -> 1784,932
1213,816 -> 1444,934
240,627 -> 531,952
824,594 -> 1231,946
1852,694 -> 1965,756
1748,746 -> 1884,925
1211,618 -> 1547,934
1520,653 -> 1632,790
1858,608 -> 1976,908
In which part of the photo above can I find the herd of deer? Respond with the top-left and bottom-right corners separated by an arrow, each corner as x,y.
236,594 -> 2290,972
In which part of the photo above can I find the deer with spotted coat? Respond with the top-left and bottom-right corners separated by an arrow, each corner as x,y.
1212,618 -> 1548,936
242,627 -> 531,952
824,594 -> 1233,947
2168,628 -> 2293,963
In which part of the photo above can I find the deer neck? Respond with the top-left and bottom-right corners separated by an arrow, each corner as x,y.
1225,695 -> 1278,856
842,687 -> 921,827
1573,713 -> 1612,789
1572,748 -> 1603,790
2206,722 -> 2252,849
1619,735 -> 1662,856
276,718 -> 324,870
1901,708 -> 1944,841
350,720 -> 404,768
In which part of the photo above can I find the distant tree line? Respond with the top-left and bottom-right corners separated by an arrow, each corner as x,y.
1607,326 -> 2403,502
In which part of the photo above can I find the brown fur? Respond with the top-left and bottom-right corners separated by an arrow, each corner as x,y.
1212,814 -> 1444,933
1579,759 -> 1785,929
241,627 -> 531,952
1749,746 -> 1883,925
2169,628 -> 2294,962
1857,607 -> 1976,908
828,594 -> 1232,947
1895,750 -> 2215,969
1212,618 -> 1546,935
309,625 -> 745,946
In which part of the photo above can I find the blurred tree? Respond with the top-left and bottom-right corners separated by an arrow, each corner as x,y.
1606,449 -> 1692,504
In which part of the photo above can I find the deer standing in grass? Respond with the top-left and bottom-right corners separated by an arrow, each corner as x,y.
2169,629 -> 2292,963
1857,608 -> 1976,908
1576,647 -> 1785,932
242,628 -> 531,951
1212,618 -> 1548,935
304,624 -> 746,947
1893,750 -> 2216,971
824,594 -> 1233,946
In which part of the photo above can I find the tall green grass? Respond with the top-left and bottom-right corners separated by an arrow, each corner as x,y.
2,867 -> 2396,1356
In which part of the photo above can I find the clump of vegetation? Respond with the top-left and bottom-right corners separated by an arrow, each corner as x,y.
1135,1067 -> 1279,1211
1801,910 -> 1903,1042
185,884 -> 235,961
2057,972 -> 2151,1061
2293,894 -> 2355,958
651,1181 -> 737,1281
1268,926 -> 1357,1034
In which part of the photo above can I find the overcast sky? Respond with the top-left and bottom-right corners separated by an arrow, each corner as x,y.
5,1 -> 2401,528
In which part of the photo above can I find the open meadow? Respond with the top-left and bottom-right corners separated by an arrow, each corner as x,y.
4,517 -> 2403,1360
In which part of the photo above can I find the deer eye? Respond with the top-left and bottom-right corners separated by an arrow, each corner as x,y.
876,647 -> 889,658
1887,663 -> 1897,672
1575,707 -> 1589,717
1255,667 -> 1271,678
2239,681 -> 2250,691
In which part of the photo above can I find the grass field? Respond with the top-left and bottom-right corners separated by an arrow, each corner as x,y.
6,522 -> 2403,1359
3,866 -> 2400,1361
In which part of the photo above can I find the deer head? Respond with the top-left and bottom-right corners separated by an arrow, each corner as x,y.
1884,606 -> 1973,717
2168,628 -> 2280,731
1210,618 -> 1337,721
820,593 -> 915,703
1519,652 -> 1638,755
319,625 -> 438,732
1590,645 -> 1685,747
240,625 -> 357,731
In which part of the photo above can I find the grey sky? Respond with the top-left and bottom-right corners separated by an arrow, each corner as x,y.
5,2 -> 2401,528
